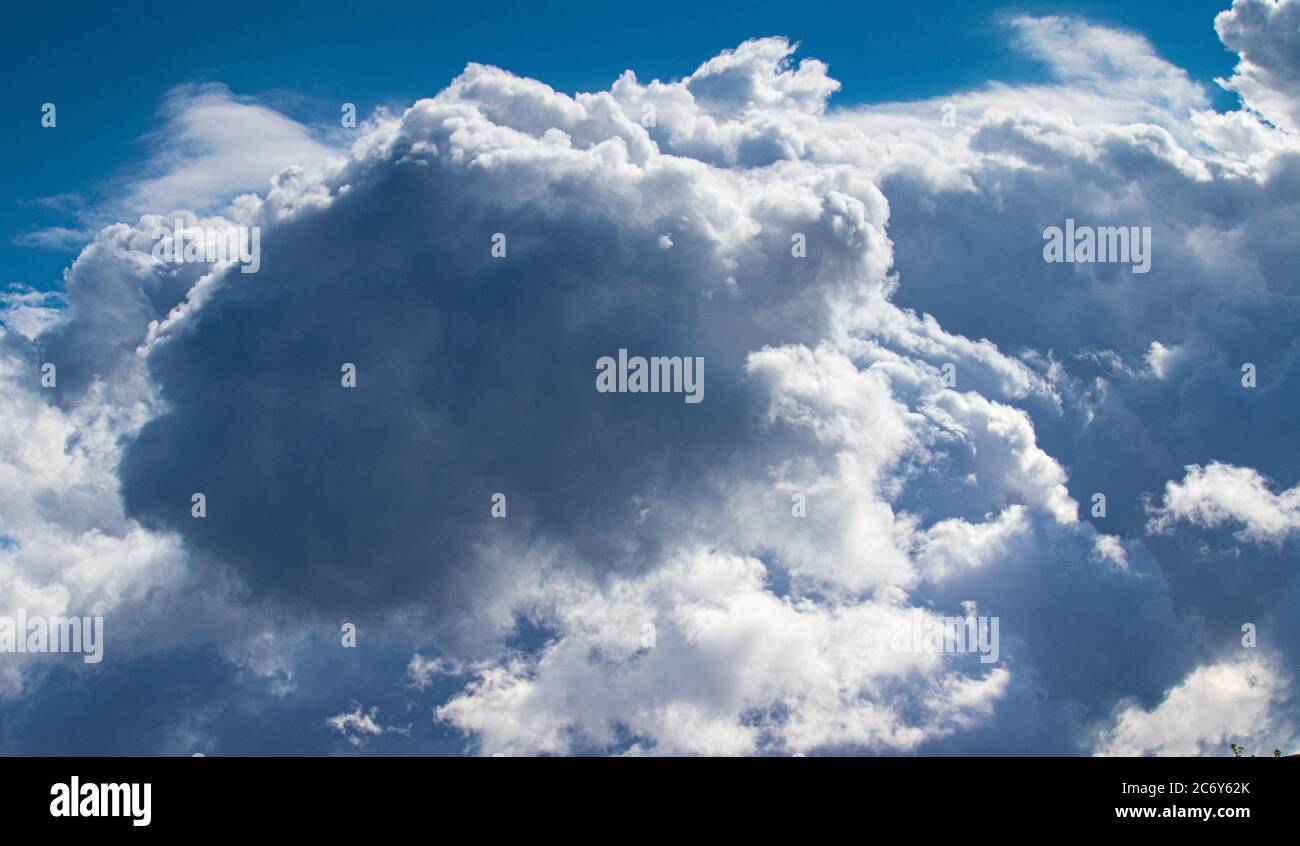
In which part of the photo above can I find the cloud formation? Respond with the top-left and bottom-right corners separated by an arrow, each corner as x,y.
2,0 -> 1298,755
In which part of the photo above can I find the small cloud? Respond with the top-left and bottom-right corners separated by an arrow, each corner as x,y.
12,226 -> 94,251
324,702 -> 411,748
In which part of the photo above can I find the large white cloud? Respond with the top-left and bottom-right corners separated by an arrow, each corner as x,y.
1216,0 -> 1300,133
1095,654 -> 1292,756
2,2 -> 1299,755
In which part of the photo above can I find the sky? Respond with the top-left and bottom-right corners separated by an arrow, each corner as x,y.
0,0 -> 1241,291
0,0 -> 1298,755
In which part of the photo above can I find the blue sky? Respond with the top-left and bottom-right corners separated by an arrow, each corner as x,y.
0,0 -> 1240,292
2,1 -> 1299,756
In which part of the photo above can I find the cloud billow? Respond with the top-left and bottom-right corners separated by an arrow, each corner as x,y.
2,1 -> 1299,755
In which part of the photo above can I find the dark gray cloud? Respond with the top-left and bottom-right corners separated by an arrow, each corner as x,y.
117,109 -> 870,635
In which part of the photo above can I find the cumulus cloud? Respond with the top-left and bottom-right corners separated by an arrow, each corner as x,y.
1095,654 -> 1293,756
1216,0 -> 1300,133
1148,461 -> 1300,544
3,3 -> 1300,756
433,551 -> 1010,755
